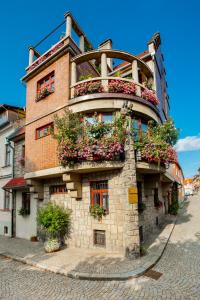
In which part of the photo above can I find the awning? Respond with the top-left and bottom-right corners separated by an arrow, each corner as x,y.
3,177 -> 27,190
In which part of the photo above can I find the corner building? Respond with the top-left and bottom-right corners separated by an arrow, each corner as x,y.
22,12 -> 182,256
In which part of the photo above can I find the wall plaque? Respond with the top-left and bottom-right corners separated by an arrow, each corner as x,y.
128,186 -> 138,204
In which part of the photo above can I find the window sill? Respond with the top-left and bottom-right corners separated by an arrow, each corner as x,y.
0,209 -> 11,212
35,90 -> 54,102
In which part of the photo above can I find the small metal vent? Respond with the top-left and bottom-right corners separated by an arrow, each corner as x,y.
144,269 -> 163,280
94,230 -> 106,247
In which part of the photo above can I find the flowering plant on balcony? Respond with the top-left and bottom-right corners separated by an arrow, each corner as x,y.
53,109 -> 128,167
139,141 -> 178,164
134,118 -> 179,166
74,81 -> 103,97
108,80 -> 136,95
141,88 -> 159,105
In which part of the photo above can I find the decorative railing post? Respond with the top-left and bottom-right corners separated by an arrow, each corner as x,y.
132,60 -> 141,96
101,52 -> 108,92
65,14 -> 72,37
28,46 -> 35,66
71,62 -> 77,98
80,35 -> 85,52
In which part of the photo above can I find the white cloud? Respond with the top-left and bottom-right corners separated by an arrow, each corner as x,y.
175,135 -> 200,152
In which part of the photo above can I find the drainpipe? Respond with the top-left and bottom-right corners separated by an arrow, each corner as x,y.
6,138 -> 15,237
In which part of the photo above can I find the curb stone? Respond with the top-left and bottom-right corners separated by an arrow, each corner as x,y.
0,218 -> 177,281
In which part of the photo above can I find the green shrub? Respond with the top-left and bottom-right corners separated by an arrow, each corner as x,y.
37,203 -> 71,240
169,200 -> 179,215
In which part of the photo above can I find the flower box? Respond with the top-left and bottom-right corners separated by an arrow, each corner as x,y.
36,88 -> 54,101
108,80 -> 136,95
141,88 -> 159,105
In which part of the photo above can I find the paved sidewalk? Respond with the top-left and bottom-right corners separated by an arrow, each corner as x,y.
0,216 -> 176,281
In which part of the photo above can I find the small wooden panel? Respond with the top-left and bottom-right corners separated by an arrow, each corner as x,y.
128,186 -> 138,204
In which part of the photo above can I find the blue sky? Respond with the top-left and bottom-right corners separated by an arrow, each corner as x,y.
0,0 -> 199,177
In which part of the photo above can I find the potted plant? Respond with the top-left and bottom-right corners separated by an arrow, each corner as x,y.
90,204 -> 106,221
18,207 -> 30,217
138,202 -> 146,213
37,203 -> 71,253
30,236 -> 38,242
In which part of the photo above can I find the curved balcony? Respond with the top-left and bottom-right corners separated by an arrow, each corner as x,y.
69,49 -> 160,121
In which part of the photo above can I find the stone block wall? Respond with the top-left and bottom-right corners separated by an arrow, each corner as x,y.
138,174 -> 167,243
14,139 -> 25,178
40,140 -> 139,256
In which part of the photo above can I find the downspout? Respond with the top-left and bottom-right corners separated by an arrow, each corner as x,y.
6,138 -> 15,237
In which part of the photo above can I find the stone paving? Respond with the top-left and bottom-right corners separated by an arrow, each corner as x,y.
0,194 -> 200,299
0,215 -> 176,279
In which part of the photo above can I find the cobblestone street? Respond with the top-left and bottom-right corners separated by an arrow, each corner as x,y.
0,195 -> 200,300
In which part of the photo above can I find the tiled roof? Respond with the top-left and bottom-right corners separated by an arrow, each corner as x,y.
184,178 -> 193,184
8,126 -> 25,141
3,177 -> 26,190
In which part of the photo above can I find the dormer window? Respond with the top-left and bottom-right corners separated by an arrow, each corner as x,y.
36,71 -> 55,101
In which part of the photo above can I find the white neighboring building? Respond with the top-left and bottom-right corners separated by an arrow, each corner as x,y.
4,126 -> 37,240
184,178 -> 194,196
0,104 -> 25,236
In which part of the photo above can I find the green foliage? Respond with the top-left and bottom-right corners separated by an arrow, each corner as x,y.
53,109 -> 84,144
114,71 -> 122,77
133,118 -> 179,164
138,202 -> 146,213
169,201 -> 179,215
90,204 -> 106,220
169,186 -> 179,215
86,113 -> 111,139
37,203 -> 71,239
147,118 -> 179,146
79,74 -> 93,81
53,110 -> 128,166
140,245 -> 147,256
18,207 -> 29,217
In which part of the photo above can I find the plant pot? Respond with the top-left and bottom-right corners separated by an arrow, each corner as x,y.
44,239 -> 61,253
30,236 -> 38,242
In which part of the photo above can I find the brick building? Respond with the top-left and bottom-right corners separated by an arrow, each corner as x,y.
19,12 -> 183,256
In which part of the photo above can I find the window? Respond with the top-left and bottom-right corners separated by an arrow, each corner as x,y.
22,145 -> 25,159
5,144 -> 11,166
36,123 -> 53,139
137,182 -> 143,207
90,181 -> 109,212
4,226 -> 8,235
37,71 -> 55,99
101,113 -> 113,123
94,230 -> 106,247
50,185 -> 67,195
85,113 -> 113,124
22,193 -> 30,215
132,118 -> 148,141
4,191 -> 10,210
154,188 -> 159,207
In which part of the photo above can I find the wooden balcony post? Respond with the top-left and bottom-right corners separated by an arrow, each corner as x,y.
80,35 -> 85,52
132,60 -> 141,96
28,46 -> 34,66
65,14 -> 72,37
71,62 -> 77,98
101,52 -> 108,92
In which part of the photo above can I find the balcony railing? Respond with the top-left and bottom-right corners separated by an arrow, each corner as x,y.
70,49 -> 159,105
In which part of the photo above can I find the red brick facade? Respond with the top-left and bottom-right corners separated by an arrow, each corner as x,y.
25,53 -> 71,172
